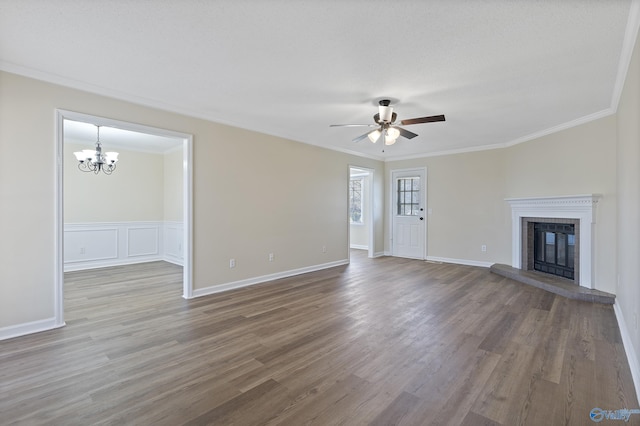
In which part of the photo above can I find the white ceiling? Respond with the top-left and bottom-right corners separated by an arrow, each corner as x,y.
64,119 -> 183,153
1,0 -> 638,161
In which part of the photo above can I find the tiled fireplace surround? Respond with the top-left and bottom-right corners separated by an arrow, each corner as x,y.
506,195 -> 600,289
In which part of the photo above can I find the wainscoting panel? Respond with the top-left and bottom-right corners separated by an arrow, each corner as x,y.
127,227 -> 160,257
64,228 -> 118,263
64,222 -> 183,271
164,222 -> 184,265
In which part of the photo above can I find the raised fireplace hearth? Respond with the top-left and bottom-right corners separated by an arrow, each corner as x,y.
506,195 -> 600,289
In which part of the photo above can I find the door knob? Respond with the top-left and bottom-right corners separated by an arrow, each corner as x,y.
420,217 -> 424,220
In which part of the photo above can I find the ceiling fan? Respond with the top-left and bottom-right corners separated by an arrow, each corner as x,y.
330,99 -> 445,145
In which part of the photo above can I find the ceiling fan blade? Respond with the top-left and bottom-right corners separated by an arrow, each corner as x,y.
394,126 -> 419,139
400,114 -> 446,126
352,131 -> 374,143
330,124 -> 377,128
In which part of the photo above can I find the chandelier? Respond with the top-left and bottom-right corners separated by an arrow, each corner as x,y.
73,125 -> 119,174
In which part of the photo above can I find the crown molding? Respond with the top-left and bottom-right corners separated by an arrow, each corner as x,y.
611,0 -> 640,111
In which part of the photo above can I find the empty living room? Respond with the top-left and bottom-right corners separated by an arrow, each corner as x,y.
1,1 -> 640,425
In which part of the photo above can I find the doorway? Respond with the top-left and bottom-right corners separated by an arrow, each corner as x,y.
349,166 -> 374,258
391,167 -> 426,259
54,110 -> 193,326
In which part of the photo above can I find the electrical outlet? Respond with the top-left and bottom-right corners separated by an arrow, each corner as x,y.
229,258 -> 235,268
80,247 -> 86,254
322,245 -> 327,253
269,253 -> 274,262
481,245 -> 487,252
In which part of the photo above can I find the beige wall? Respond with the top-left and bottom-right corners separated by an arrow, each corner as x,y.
64,143 -> 165,222
0,73 -> 56,326
164,147 -> 183,222
616,25 -> 640,380
386,148 -> 511,265
504,116 -> 618,294
0,71 -> 385,330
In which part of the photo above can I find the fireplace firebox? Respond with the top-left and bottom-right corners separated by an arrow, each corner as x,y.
521,217 -> 580,284
533,222 -> 575,280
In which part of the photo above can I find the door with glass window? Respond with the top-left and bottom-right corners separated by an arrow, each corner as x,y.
391,168 -> 426,259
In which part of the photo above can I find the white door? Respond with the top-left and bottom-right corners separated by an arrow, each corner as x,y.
392,168 -> 426,259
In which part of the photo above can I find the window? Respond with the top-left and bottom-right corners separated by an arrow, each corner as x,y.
396,177 -> 420,216
349,178 -> 363,223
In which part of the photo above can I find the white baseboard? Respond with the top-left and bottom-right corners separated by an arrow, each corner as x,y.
373,251 -> 386,258
162,256 -> 184,267
350,244 -> 368,250
613,302 -> 640,405
64,256 -> 166,272
381,252 -> 492,267
192,259 -> 349,298
426,256 -> 493,268
0,317 -> 65,341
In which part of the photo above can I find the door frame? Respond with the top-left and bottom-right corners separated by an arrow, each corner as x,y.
348,165 -> 375,258
54,109 -> 194,327
389,167 -> 427,259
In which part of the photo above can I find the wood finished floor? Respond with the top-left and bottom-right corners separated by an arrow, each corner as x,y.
1,251 -> 638,425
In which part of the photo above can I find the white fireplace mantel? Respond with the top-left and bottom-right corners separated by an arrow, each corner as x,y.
506,194 -> 601,289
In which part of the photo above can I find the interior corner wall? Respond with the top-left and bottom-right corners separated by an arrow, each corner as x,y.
385,149 -> 511,266
504,115 -> 618,294
616,20 -> 640,394
0,70 -> 385,333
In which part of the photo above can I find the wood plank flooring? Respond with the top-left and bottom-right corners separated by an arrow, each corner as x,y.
1,251 -> 638,425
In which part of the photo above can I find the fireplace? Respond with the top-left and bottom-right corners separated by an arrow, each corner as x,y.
506,195 -> 600,289
532,222 -> 577,280
520,217 -> 580,283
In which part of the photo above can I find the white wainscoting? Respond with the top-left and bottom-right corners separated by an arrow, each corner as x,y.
164,221 -> 184,266
64,221 -> 184,271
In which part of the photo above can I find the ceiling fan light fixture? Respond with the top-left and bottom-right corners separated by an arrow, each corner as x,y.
368,129 -> 381,143
385,127 -> 400,145
330,99 -> 445,147
378,105 -> 393,123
